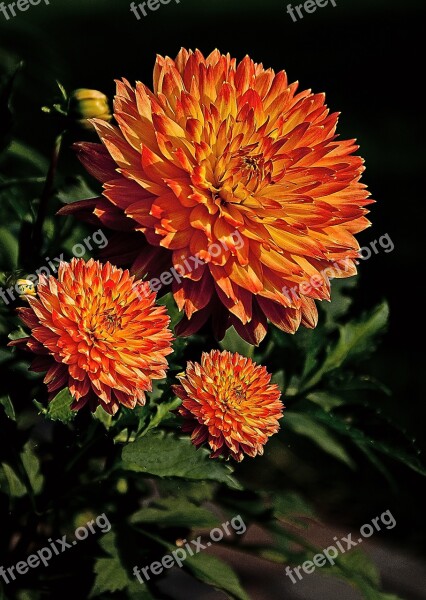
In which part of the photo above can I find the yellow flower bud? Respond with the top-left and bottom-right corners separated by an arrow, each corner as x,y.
68,89 -> 112,129
16,279 -> 36,299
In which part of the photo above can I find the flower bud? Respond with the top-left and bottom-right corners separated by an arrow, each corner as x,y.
16,279 -> 36,300
68,89 -> 111,129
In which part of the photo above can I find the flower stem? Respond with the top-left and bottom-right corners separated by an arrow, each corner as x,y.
32,132 -> 64,252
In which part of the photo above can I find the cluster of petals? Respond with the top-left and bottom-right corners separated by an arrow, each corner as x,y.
61,48 -> 372,344
173,350 -> 283,461
11,259 -> 173,415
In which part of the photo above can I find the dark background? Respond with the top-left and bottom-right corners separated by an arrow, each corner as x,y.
1,0 -> 425,595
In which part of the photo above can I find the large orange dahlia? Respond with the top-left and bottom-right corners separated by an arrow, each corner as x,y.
173,350 -> 283,461
10,259 -> 173,415
62,49 -> 372,344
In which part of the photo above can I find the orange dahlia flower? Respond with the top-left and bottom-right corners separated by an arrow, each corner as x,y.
10,259 -> 173,415
61,49 -> 372,344
173,350 -> 283,461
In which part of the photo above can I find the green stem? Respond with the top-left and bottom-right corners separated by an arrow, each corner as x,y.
32,132 -> 64,251
65,420 -> 100,473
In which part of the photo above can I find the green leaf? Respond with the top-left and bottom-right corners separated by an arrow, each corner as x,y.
329,550 -> 404,600
5,140 -> 49,173
271,370 -> 285,391
285,411 -> 356,469
141,397 -> 181,436
7,326 -> 28,341
90,531 -> 155,599
157,292 -> 183,331
1,463 -> 26,497
0,395 -> 15,420
55,175 -> 98,204
220,326 -> 254,357
41,388 -> 76,423
130,497 -> 219,529
90,557 -> 129,597
261,520 -> 315,563
0,227 -> 18,269
273,492 -> 315,526
0,62 -> 22,154
93,405 -> 113,430
301,302 -> 389,391
158,480 -> 215,503
127,580 -> 155,599
122,431 -> 241,489
306,391 -> 345,412
185,553 -> 249,600
303,404 -> 426,477
21,443 -> 43,495
321,278 -> 356,327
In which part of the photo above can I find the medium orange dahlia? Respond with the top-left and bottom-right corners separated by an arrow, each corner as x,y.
10,259 -> 173,415
173,350 -> 283,461
61,49 -> 372,344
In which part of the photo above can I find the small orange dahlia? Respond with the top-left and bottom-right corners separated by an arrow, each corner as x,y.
10,259 -> 173,415
61,49 -> 372,344
173,350 -> 283,461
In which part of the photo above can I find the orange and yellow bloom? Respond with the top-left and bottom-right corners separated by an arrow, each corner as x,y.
173,350 -> 283,461
10,259 -> 173,415
62,49 -> 372,344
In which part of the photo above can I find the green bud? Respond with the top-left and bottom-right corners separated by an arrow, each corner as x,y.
68,89 -> 111,129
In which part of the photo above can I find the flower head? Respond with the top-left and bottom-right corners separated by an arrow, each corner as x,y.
61,49 -> 372,344
173,350 -> 283,461
11,259 -> 173,415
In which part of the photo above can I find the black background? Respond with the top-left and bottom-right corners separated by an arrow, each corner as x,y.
1,0 -> 425,577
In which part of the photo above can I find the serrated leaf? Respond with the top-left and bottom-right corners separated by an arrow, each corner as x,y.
43,388 -> 76,423
127,580 -> 155,599
89,557 -> 129,597
122,431 -> 241,489
285,411 -> 356,469
91,531 -> 155,599
185,553 -> 249,600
